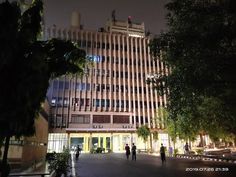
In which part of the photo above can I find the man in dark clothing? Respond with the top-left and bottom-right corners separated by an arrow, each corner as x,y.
125,144 -> 131,160
131,143 -> 137,161
75,145 -> 82,160
160,143 -> 166,164
184,142 -> 189,154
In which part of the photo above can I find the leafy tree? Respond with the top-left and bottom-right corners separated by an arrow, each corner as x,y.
155,106 -> 168,129
137,125 -> 150,150
166,118 -> 177,149
148,0 -> 236,140
152,131 -> 159,141
0,0 -> 87,176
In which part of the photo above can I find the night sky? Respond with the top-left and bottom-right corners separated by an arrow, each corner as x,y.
43,0 -> 169,35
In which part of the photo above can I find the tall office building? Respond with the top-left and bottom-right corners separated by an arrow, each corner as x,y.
45,14 -> 169,153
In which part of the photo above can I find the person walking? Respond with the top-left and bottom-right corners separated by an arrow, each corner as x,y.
75,145 -> 82,160
131,143 -> 137,161
184,142 -> 189,154
168,146 -> 173,157
125,144 -> 131,160
160,143 -> 166,164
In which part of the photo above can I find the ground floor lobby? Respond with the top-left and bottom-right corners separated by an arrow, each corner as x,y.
47,132 -> 171,153
47,132 -> 212,154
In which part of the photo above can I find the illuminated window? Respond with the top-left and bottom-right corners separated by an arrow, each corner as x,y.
63,98 -> 69,107
57,97 -> 63,107
47,133 -> 68,153
88,55 -> 101,62
51,97 -> 56,106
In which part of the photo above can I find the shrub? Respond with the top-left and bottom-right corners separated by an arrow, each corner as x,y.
90,148 -> 96,154
96,147 -> 104,153
49,149 -> 70,177
46,152 -> 56,161
196,149 -> 204,155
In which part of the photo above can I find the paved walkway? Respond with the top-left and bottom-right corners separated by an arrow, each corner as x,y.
72,153 -> 236,177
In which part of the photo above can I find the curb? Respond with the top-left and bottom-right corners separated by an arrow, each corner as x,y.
176,154 -> 236,164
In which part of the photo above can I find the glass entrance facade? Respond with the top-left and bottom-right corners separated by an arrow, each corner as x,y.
68,132 -> 133,153
70,137 -> 84,151
47,132 -> 173,153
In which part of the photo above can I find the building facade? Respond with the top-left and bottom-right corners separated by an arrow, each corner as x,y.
1,101 -> 49,170
45,17 -> 169,153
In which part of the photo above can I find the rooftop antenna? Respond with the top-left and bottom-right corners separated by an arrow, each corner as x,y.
128,16 -> 132,24
112,10 -> 116,22
71,11 -> 81,29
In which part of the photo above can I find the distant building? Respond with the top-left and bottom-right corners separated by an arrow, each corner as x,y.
45,14 -> 169,153
1,101 -> 49,171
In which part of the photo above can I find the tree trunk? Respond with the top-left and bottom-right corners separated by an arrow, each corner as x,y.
168,135 -> 171,148
188,139 -> 192,150
173,139 -> 176,157
150,134 -> 153,152
199,133 -> 203,147
234,136 -> 236,147
2,136 -> 10,164
173,121 -> 177,153
1,135 -> 11,177
0,136 -> 5,160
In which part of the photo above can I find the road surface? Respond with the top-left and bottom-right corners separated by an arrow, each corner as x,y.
73,153 -> 236,177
